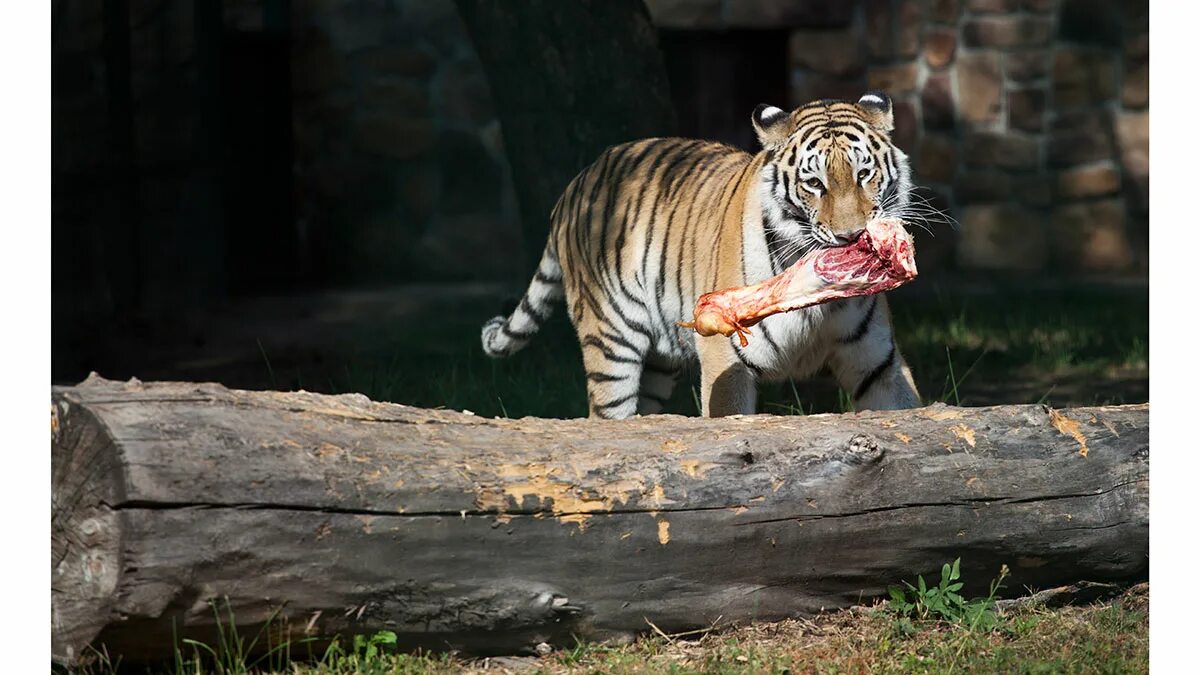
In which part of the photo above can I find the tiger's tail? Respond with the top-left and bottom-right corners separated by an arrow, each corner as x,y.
481,241 -> 564,358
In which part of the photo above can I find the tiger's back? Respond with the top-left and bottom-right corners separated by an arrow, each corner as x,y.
552,138 -> 756,362
482,93 -> 922,419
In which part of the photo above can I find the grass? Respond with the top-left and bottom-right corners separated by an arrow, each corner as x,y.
290,283 -> 1146,419
540,588 -> 1148,675
65,584 -> 1148,674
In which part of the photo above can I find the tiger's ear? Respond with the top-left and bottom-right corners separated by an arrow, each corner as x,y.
856,91 -> 894,132
751,104 -> 792,150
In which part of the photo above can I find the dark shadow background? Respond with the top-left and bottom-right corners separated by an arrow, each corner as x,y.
52,0 -> 1148,416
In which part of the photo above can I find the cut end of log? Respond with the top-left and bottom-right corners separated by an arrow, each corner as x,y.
52,394 -> 126,665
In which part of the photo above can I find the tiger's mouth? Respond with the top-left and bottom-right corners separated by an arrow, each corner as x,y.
810,227 -> 844,248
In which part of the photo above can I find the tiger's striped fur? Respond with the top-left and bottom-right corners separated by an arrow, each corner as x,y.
482,92 -> 921,418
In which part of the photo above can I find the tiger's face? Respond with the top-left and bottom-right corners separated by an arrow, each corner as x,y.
753,92 -> 911,258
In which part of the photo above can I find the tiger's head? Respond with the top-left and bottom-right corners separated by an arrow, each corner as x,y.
752,92 -> 913,265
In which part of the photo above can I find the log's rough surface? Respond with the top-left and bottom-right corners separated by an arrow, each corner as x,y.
52,376 -> 1148,665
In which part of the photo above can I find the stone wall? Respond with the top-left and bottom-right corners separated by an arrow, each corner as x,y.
646,0 -> 1149,275
53,0 -> 1148,320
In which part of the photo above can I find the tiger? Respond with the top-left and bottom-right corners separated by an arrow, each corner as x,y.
481,92 -> 921,419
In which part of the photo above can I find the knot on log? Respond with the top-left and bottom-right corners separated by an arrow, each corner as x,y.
536,592 -> 584,617
840,434 -> 884,465
723,440 -> 757,467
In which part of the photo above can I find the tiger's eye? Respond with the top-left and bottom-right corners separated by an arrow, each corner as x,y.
858,169 -> 870,181
806,178 -> 824,191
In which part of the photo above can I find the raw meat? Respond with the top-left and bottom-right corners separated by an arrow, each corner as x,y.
679,217 -> 917,346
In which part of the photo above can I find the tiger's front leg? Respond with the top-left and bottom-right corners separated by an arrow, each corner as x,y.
697,337 -> 758,417
824,295 -> 920,411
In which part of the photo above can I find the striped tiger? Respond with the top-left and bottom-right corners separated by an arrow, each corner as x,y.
481,92 -> 922,419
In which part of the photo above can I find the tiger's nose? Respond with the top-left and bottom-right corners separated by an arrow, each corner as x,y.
833,227 -> 866,244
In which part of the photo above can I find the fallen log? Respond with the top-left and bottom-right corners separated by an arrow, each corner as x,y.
52,375 -> 1148,665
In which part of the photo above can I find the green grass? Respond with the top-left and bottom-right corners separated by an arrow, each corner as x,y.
65,584 -> 1148,674
294,284 -> 1146,419
891,284 -> 1148,408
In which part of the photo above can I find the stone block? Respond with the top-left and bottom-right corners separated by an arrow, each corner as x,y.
955,52 -> 1003,124
1047,110 -> 1115,167
1005,50 -> 1050,82
918,134 -> 960,184
958,204 -> 1048,271
1122,33 -> 1149,108
868,63 -> 920,94
1050,199 -> 1133,271
924,28 -> 957,69
963,17 -> 1053,48
1012,174 -> 1053,207
789,29 -> 865,76
964,132 -> 1039,170
1007,88 -> 1046,132
1115,111 -> 1148,211
956,170 -> 1011,202
1053,48 -> 1119,108
1057,163 -> 1121,199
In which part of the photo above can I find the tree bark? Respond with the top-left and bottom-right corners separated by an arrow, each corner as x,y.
451,0 -> 677,269
52,376 -> 1148,665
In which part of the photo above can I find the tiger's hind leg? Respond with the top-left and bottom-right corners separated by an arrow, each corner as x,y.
578,323 -> 649,420
636,354 -> 680,415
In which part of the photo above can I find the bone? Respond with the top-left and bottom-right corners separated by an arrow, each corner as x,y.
679,218 -> 917,346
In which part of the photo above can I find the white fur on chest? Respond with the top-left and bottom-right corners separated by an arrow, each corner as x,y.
732,199 -> 843,378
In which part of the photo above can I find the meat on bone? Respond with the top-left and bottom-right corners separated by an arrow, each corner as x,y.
679,217 -> 918,347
